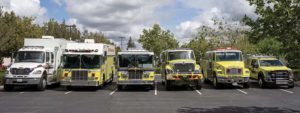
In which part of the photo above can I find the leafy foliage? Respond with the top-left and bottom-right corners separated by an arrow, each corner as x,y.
138,24 -> 179,57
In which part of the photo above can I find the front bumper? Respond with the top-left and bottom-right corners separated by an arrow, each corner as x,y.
264,78 -> 293,86
117,80 -> 154,85
4,77 -> 41,85
217,77 -> 249,84
60,80 -> 99,86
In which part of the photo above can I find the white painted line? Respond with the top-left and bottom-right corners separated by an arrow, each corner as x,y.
19,92 -> 25,94
154,81 -> 157,95
64,91 -> 72,95
194,89 -> 202,95
280,89 -> 294,94
109,89 -> 117,96
236,89 -> 248,94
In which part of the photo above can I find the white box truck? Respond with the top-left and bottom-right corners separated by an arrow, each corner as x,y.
4,36 -> 68,91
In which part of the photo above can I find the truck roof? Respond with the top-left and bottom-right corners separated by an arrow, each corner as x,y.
118,50 -> 154,55
163,49 -> 193,52
22,38 -> 69,52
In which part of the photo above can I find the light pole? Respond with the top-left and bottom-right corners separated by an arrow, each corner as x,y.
119,37 -> 125,51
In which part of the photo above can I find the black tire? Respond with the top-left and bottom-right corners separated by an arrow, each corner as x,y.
37,77 -> 47,91
165,80 -> 171,91
204,78 -> 210,84
243,82 -> 250,89
4,85 -> 14,91
288,82 -> 294,88
117,85 -> 123,90
195,80 -> 202,90
66,86 -> 72,91
213,76 -> 220,89
258,76 -> 266,88
161,81 -> 165,85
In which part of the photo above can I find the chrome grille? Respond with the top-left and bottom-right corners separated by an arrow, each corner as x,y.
128,70 -> 143,79
71,70 -> 88,80
173,63 -> 195,73
10,68 -> 33,75
226,68 -> 242,75
269,70 -> 289,79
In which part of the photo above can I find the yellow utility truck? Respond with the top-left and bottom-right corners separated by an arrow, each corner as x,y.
116,50 -> 155,90
200,47 -> 250,88
161,49 -> 202,90
60,39 -> 115,90
246,55 -> 294,88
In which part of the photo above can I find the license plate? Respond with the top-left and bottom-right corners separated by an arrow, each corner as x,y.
276,80 -> 288,85
232,82 -> 238,86
16,79 -> 23,82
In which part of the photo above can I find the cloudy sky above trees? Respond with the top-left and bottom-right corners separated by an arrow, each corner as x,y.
0,0 -> 257,45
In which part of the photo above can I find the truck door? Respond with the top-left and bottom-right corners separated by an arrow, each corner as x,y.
250,59 -> 259,79
207,53 -> 213,79
46,52 -> 55,76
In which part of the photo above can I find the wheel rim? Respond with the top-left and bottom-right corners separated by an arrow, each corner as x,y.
258,78 -> 263,87
42,79 -> 46,88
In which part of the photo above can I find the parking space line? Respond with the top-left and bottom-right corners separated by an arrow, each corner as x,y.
280,89 -> 294,94
194,89 -> 202,95
236,89 -> 247,94
154,81 -> 157,95
64,91 -> 72,95
109,89 -> 117,96
19,92 -> 25,94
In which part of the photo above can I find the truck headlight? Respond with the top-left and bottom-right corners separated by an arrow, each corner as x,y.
32,70 -> 42,74
166,69 -> 174,74
121,71 -> 128,78
194,70 -> 201,74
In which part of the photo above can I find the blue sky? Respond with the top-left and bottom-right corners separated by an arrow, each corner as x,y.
0,0 -> 256,45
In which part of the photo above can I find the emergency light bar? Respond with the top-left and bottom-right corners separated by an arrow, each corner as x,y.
65,49 -> 98,52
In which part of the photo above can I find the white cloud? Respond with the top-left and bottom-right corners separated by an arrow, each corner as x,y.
175,0 -> 257,44
0,0 -> 48,24
60,0 -> 171,47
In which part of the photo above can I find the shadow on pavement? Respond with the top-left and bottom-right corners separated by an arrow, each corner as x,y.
177,106 -> 300,113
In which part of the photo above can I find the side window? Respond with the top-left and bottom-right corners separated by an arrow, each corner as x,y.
51,52 -> 54,63
251,59 -> 258,68
46,52 -> 50,63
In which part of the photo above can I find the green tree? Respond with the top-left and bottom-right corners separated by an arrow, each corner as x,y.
256,37 -> 283,57
138,24 -> 179,57
243,0 -> 300,68
127,37 -> 136,50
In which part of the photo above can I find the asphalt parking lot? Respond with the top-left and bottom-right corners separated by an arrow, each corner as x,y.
0,75 -> 300,113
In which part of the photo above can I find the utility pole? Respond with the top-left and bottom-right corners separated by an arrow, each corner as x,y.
119,37 -> 125,51
66,25 -> 76,41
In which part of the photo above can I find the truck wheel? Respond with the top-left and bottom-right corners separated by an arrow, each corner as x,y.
204,78 -> 210,84
165,80 -> 171,91
195,80 -> 202,90
37,77 -> 47,91
117,85 -> 123,90
162,81 -> 165,85
213,76 -> 220,89
288,82 -> 294,88
258,76 -> 265,88
243,82 -> 250,89
4,85 -> 14,91
66,86 -> 72,90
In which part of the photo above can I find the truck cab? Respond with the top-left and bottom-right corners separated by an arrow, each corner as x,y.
4,36 -> 67,91
161,49 -> 202,90
117,50 -> 155,90
200,47 -> 250,88
60,41 -> 116,90
246,56 -> 294,88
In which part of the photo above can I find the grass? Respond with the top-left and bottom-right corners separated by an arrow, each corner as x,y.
0,71 -> 4,85
293,69 -> 300,81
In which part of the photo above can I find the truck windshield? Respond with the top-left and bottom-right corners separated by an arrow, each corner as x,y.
260,60 -> 284,66
216,52 -> 241,61
63,55 -> 80,68
119,54 -> 153,68
168,51 -> 195,60
81,55 -> 101,69
15,51 -> 45,63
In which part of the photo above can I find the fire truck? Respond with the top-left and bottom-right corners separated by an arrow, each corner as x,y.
117,50 -> 155,90
200,47 -> 250,88
60,39 -> 116,90
4,36 -> 68,91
